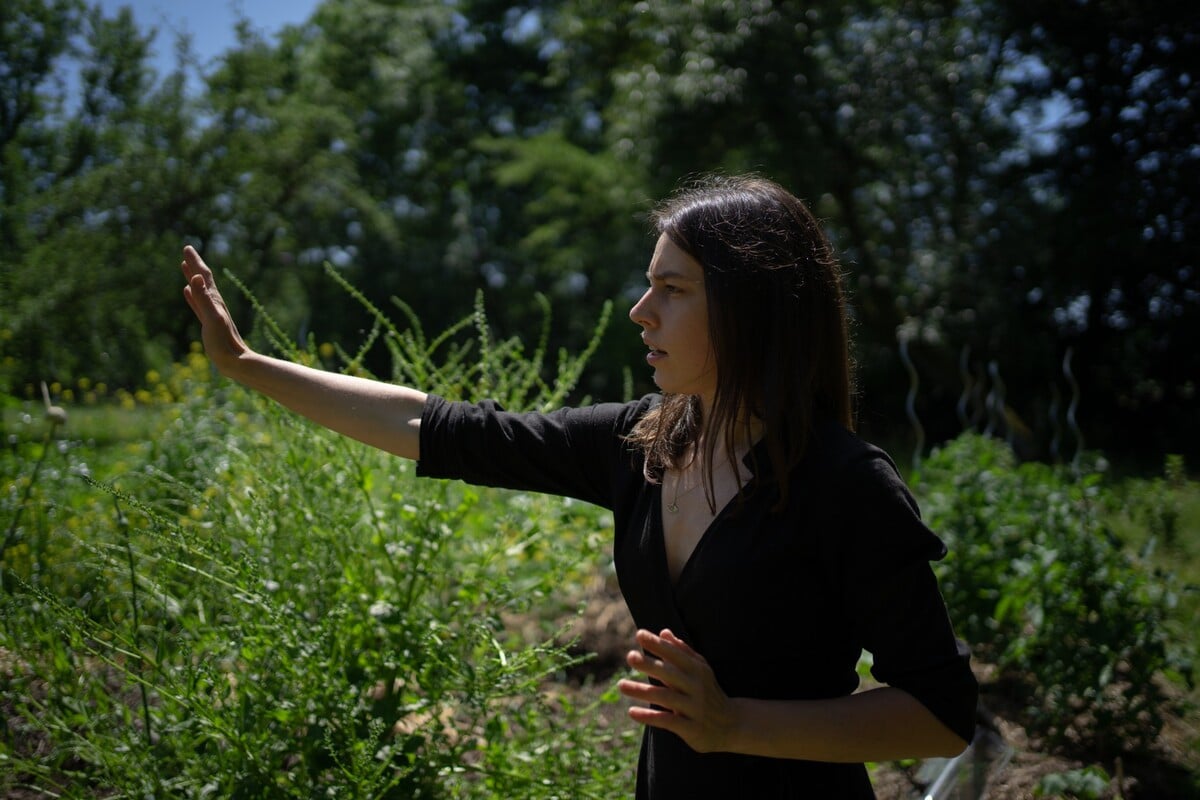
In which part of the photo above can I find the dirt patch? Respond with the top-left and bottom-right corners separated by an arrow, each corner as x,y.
556,571 -> 637,680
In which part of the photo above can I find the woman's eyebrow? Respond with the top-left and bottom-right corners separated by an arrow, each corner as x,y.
646,269 -> 702,283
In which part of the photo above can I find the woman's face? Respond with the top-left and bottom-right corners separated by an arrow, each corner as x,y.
629,234 -> 717,404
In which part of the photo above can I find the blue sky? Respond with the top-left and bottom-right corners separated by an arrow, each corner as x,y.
96,0 -> 323,77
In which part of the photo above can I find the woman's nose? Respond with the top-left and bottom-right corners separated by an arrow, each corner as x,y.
629,289 -> 654,327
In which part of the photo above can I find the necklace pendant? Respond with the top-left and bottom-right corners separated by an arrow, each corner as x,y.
666,500 -> 679,514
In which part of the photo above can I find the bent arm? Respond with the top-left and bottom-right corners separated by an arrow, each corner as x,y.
180,246 -> 425,460
725,687 -> 968,762
621,628 -> 969,761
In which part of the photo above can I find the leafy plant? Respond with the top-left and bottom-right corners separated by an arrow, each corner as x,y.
1033,765 -> 1111,799
915,435 -> 1177,756
1,283 -> 627,797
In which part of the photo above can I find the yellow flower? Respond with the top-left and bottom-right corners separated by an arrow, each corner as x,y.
77,377 -> 91,390
319,342 -> 335,359
146,369 -> 161,386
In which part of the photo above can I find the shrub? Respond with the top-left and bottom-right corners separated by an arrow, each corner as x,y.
915,435 -> 1175,756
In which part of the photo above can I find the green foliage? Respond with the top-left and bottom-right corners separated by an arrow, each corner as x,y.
1033,765 -> 1111,799
915,435 -> 1180,756
317,260 -> 614,411
1,1 -> 207,393
0,293 -> 629,796
1105,454 -> 1200,704
1121,453 -> 1188,547
5,0 -> 1196,454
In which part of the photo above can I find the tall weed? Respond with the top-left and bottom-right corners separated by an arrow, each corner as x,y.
1,277 -> 628,797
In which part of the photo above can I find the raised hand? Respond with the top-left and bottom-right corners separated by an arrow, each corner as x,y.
180,246 -> 250,375
618,628 -> 739,753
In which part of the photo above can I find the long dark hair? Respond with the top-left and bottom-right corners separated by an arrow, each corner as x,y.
627,174 -> 855,511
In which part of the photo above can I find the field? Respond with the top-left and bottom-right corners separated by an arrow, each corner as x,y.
2,349 -> 1198,798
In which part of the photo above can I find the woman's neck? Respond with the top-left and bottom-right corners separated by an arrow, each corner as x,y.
691,416 -> 764,468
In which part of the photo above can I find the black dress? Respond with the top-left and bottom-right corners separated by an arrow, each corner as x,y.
417,394 -> 977,799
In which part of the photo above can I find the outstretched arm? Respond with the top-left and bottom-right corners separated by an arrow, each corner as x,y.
180,246 -> 426,460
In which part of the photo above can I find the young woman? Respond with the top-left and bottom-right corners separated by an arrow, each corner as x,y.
180,174 -> 977,798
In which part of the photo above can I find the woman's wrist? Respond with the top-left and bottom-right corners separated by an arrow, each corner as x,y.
721,697 -> 753,754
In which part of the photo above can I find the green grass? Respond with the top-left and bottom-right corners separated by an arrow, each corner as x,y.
3,402 -> 167,447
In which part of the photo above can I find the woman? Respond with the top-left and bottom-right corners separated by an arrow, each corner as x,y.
180,174 -> 977,798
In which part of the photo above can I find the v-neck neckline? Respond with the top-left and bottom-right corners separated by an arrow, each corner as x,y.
658,446 -> 762,593
658,487 -> 739,592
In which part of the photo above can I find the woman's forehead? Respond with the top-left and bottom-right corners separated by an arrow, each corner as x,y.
648,234 -> 704,282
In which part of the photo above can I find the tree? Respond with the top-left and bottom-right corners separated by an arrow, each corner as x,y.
998,0 -> 1200,457
7,0 -> 1193,461
548,0 -> 1046,437
2,1 -> 203,390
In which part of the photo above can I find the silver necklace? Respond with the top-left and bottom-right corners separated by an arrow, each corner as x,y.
666,472 -> 704,514
665,460 -> 730,514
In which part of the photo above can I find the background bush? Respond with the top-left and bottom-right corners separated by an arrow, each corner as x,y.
915,435 -> 1185,757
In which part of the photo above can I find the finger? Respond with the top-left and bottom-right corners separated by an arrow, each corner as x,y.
620,680 -> 692,732
186,273 -> 214,315
181,246 -> 215,288
635,629 -> 699,672
625,647 -> 687,691
182,282 -> 200,318
617,678 -> 683,711
627,704 -> 689,738
659,629 -> 701,658
180,247 -> 199,279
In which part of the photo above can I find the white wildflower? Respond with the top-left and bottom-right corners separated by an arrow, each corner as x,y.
369,600 -> 395,619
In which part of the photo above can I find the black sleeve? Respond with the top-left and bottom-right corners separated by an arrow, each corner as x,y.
415,394 -> 655,509
835,449 -> 978,745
